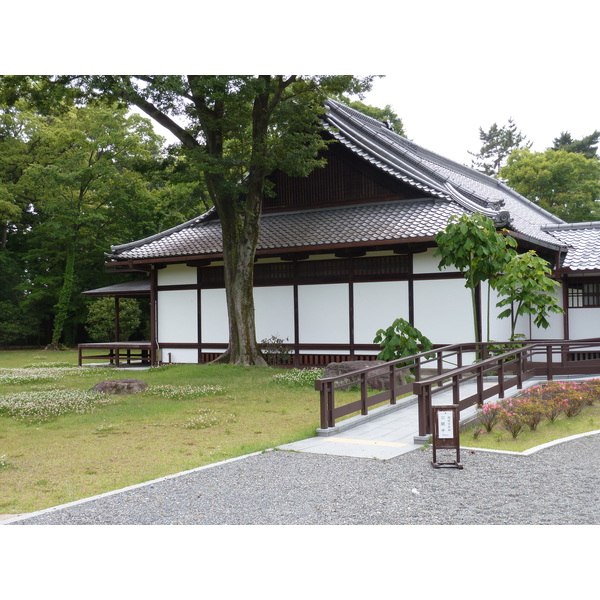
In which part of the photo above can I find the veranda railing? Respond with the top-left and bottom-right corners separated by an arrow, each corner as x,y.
315,339 -> 600,434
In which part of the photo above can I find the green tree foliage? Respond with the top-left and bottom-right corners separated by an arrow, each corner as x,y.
434,214 -> 517,343
0,100 -> 179,346
552,130 -> 599,159
85,297 -> 142,342
373,318 -> 433,367
470,118 -> 531,176
495,250 -> 563,339
338,98 -> 406,136
1,75 -> 375,364
499,148 -> 600,222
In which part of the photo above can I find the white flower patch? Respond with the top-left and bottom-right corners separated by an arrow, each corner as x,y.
149,385 -> 225,400
0,366 -> 98,385
270,368 -> 324,387
0,389 -> 117,423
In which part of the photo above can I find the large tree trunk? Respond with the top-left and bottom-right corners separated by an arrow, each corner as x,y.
212,190 -> 266,366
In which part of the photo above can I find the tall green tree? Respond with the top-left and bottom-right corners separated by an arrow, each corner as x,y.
552,130 -> 599,159
1,75 -> 375,364
2,102 -> 167,346
469,118 -> 531,176
434,213 -> 517,343
499,148 -> 600,222
495,250 -> 563,338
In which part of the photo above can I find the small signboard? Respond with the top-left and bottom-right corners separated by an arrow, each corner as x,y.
431,405 -> 463,469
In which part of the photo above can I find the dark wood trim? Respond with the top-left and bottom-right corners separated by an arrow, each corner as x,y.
150,267 -> 158,365
408,252 -> 414,325
156,284 -> 198,292
349,281 -> 355,359
562,277 -> 569,339
197,282 -> 202,363
114,297 -> 120,342
293,282 -> 300,367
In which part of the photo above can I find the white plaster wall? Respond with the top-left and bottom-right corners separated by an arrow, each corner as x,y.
482,282 -> 514,342
353,281 -> 409,344
413,247 -> 458,274
484,286 -> 565,341
200,288 -> 228,342
253,286 -> 295,343
298,283 -> 349,344
413,278 -> 473,343
157,264 -> 197,286
569,307 -> 600,339
157,290 -> 197,343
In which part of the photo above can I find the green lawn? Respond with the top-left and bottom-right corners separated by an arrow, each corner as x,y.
0,350 -> 323,514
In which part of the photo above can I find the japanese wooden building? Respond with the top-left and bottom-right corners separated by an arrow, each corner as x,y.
91,99 -> 600,366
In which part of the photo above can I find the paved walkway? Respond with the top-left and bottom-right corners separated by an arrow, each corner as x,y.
278,376 -> 551,459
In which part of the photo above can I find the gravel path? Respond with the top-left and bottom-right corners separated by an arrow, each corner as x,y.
6,433 -> 600,525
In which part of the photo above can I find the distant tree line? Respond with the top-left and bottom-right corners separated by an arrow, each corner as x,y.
0,100 -> 205,347
470,120 -> 600,222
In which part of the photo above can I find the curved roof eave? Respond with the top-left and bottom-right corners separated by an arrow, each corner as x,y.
107,206 -> 218,258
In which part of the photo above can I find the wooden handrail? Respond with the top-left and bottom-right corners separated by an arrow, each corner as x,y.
315,339 -> 600,432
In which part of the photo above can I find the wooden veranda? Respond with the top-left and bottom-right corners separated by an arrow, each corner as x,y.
314,339 -> 600,436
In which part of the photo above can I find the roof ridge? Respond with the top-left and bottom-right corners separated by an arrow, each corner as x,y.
543,221 -> 600,231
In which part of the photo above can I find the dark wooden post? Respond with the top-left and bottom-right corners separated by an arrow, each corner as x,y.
114,297 -> 120,342
389,363 -> 397,405
361,373 -> 368,416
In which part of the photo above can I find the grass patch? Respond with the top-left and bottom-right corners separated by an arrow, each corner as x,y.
0,349 -> 322,514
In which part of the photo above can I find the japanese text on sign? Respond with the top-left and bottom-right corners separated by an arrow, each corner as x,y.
437,410 -> 454,439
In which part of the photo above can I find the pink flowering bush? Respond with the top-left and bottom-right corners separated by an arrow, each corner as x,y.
510,396 -> 548,431
476,378 -> 599,439
477,402 -> 502,432
498,406 -> 524,438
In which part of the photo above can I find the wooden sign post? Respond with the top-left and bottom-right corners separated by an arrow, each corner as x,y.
431,405 -> 463,469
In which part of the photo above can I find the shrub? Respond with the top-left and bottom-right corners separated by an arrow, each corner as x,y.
477,402 -> 502,432
563,387 -> 587,418
260,334 -> 292,367
511,396 -> 548,431
498,406 -> 524,438
373,318 -> 433,370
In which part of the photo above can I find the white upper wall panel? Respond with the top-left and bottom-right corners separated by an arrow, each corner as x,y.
413,279 -> 473,343
254,286 -> 295,342
353,281 -> 409,344
157,264 -> 197,286
413,247 -> 458,275
298,284 -> 349,344
157,290 -> 197,343
200,288 -> 228,343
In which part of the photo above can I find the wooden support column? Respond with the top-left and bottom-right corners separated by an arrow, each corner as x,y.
114,297 -> 120,342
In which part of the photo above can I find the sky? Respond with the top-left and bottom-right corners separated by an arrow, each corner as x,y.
6,2 -> 598,170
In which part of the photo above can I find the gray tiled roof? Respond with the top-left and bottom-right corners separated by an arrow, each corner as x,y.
543,223 -> 600,271
323,99 -> 565,248
109,99 -> 588,265
110,199 -> 470,260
